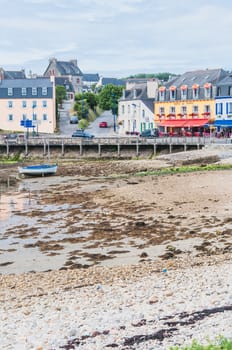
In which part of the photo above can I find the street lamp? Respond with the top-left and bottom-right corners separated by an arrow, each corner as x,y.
111,93 -> 117,133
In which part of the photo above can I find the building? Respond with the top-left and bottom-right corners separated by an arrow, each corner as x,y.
155,68 -> 228,136
0,68 -> 26,80
118,79 -> 158,135
0,76 -> 56,134
95,77 -> 125,89
82,73 -> 100,92
215,74 -> 232,135
44,57 -> 83,95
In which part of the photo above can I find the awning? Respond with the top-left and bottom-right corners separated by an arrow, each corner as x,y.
159,119 -> 209,128
213,120 -> 232,127
159,120 -> 186,127
183,119 -> 209,127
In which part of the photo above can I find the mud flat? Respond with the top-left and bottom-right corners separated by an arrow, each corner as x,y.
0,151 -> 232,349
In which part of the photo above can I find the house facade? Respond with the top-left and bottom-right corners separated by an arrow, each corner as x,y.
215,75 -> 232,135
155,69 -> 228,135
118,79 -> 158,135
44,57 -> 83,98
0,76 -> 56,134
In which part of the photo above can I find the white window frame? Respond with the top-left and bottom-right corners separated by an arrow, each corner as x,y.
8,114 -> 13,121
8,88 -> 13,96
42,87 -> 47,95
32,87 -> 37,96
22,87 -> 27,96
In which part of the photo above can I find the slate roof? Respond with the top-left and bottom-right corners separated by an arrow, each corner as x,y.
119,84 -> 154,112
101,77 -> 125,86
56,61 -> 83,76
0,77 -> 53,88
55,77 -> 74,92
165,68 -> 227,88
4,70 -> 26,79
83,73 -> 100,82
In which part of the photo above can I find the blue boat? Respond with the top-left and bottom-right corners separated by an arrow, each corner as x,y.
18,164 -> 58,176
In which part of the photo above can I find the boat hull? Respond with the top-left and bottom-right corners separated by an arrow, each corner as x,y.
18,164 -> 58,176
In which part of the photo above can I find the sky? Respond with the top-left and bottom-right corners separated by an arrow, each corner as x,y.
1,0 -> 232,78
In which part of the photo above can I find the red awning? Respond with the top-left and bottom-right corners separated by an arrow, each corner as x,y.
159,120 -> 186,127
183,119 -> 209,127
159,119 -> 209,128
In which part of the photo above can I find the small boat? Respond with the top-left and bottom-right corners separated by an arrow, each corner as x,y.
18,164 -> 58,176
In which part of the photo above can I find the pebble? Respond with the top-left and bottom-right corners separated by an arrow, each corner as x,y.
0,255 -> 232,349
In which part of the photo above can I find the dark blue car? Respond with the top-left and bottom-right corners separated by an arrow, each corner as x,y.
72,130 -> 94,139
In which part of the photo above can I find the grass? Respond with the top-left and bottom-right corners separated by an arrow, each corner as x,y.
134,163 -> 232,177
170,337 -> 232,350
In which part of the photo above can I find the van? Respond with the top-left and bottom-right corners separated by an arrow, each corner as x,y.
140,128 -> 159,138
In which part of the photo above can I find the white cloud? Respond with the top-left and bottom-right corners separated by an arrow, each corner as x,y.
1,0 -> 232,76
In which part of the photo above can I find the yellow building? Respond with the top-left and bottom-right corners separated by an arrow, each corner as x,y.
155,69 -> 227,135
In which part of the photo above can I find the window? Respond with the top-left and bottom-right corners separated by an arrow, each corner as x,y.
159,107 -> 165,117
216,103 -> 223,115
128,105 -> 130,114
8,114 -> 13,121
22,114 -> 27,120
32,87 -> 37,96
42,100 -> 47,108
192,88 -> 199,99
193,105 -> 198,113
42,87 -> 47,95
216,87 -> 221,96
204,87 -> 211,98
32,101 -> 37,108
8,101 -> 13,108
204,105 -> 210,112
226,102 -> 232,114
142,109 -> 145,118
228,87 -> 232,96
122,105 -> 125,114
22,100 -> 27,108
159,90 -> 165,101
170,106 -> 176,114
22,88 -> 27,96
170,90 -> 176,100
32,113 -> 37,121
181,106 -> 187,115
8,88 -> 13,96
43,114 -> 48,121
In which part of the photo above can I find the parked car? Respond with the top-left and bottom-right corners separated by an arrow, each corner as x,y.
99,121 -> 108,128
70,115 -> 79,124
72,130 -> 94,139
140,128 -> 159,138
3,133 -> 24,143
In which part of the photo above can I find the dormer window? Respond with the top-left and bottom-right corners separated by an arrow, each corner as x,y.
192,84 -> 199,99
159,86 -> 166,101
204,82 -> 212,98
180,85 -> 188,100
169,86 -> 176,100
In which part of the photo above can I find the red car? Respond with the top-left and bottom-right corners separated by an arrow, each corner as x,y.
99,121 -> 108,128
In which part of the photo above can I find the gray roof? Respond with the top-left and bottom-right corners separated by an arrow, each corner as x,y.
56,61 -> 83,76
101,77 -> 125,86
217,74 -> 232,86
165,68 -> 227,88
55,77 -> 74,92
0,77 -> 53,88
120,85 -> 154,112
4,70 -> 26,79
83,73 -> 99,82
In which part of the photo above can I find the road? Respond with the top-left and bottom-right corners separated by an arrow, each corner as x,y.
59,102 -> 117,137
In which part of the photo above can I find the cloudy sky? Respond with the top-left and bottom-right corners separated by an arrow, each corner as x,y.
1,0 -> 232,77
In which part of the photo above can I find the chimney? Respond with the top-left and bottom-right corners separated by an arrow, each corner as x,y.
70,59 -> 77,66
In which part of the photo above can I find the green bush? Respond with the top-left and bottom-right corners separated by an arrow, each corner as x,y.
170,337 -> 232,350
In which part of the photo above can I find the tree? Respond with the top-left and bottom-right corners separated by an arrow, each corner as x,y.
98,84 -> 123,113
56,85 -> 66,107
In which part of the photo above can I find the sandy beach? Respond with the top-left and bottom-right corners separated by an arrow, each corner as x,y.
0,148 -> 232,349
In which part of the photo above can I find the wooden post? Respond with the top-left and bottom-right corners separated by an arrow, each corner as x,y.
98,143 -> 101,156
6,142 -> 9,157
61,140 -> 64,156
43,139 -> 46,156
117,143 -> 120,157
153,143 -> 157,156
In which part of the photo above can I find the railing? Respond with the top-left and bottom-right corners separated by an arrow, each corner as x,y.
0,135 -> 232,146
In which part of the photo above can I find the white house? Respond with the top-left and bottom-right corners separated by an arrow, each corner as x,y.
117,79 -> 159,135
